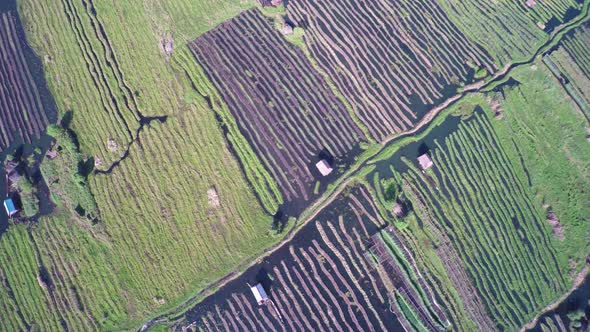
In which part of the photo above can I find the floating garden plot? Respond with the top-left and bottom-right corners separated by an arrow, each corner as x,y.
177,185 -> 447,331
285,0 -> 496,140
190,9 -> 366,208
396,113 -> 565,330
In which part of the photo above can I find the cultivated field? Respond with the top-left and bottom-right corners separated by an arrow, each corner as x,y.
0,0 -> 291,330
177,185 -> 449,331
398,113 -> 565,329
491,63 -> 590,273
190,9 -> 366,209
436,0 -> 582,64
286,0 -> 496,140
0,11 -> 50,151
544,23 -> 590,117
1,0 -> 589,330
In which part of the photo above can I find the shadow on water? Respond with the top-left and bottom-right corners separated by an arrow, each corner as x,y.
1,1 -> 59,236
544,4 -> 584,34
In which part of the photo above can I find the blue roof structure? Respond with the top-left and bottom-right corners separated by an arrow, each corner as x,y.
3,198 -> 17,217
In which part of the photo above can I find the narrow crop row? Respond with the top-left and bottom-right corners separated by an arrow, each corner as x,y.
561,23 -> 590,76
286,0 -> 496,140
400,113 -> 564,330
544,49 -> 590,116
538,313 -> 568,332
365,223 -> 452,332
0,12 -> 49,151
190,8 -> 366,206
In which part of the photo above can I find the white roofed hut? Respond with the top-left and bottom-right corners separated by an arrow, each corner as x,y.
250,283 -> 269,306
417,153 -> 433,171
315,159 -> 333,176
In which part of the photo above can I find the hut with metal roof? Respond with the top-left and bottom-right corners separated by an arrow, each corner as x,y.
3,198 -> 18,217
250,283 -> 269,305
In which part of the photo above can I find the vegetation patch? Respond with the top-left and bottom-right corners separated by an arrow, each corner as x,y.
42,125 -> 97,220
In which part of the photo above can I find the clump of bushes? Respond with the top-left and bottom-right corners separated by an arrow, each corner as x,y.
43,124 -> 98,220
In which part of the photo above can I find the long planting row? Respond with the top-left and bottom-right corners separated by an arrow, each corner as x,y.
561,23 -> 590,75
180,185 -> 446,331
401,113 -> 564,330
544,51 -> 590,116
369,228 -> 449,331
286,0 -> 496,140
537,313 -> 568,332
0,12 -> 48,151
190,9 -> 365,206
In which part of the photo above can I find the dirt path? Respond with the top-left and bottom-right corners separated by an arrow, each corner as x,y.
520,265 -> 590,331
139,5 -> 590,330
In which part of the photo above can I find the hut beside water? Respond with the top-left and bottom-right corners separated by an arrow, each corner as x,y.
417,153 -> 433,171
250,283 -> 269,305
393,203 -> 404,217
315,159 -> 333,176
3,198 -> 18,217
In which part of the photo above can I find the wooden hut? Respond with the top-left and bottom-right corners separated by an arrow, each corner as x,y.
257,0 -> 282,7
392,203 -> 404,217
45,149 -> 58,160
417,153 -> 433,171
250,283 -> 269,305
281,23 -> 294,36
315,159 -> 333,176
